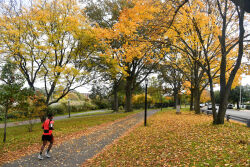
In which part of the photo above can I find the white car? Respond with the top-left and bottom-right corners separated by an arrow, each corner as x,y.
207,104 -> 218,110
199,103 -> 205,108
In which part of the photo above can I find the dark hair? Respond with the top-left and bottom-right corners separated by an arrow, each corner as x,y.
47,113 -> 53,118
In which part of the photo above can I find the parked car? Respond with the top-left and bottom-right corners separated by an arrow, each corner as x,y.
200,103 -> 205,108
227,104 -> 234,109
207,104 -> 212,110
207,104 -> 218,110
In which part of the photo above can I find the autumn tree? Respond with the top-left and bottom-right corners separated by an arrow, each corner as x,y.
18,91 -> 46,132
162,0 -> 219,114
109,0 -> 201,113
85,0 -> 133,112
167,52 -> 211,114
89,82 -> 111,109
93,0 -> 192,112
147,77 -> 164,107
168,0 -> 247,122
0,0 -> 43,91
158,59 -> 184,110
0,0 -> 97,120
0,60 -> 28,142
94,0 -> 162,112
203,0 -> 249,124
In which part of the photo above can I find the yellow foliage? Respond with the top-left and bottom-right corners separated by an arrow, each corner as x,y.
183,81 -> 191,95
65,92 -> 80,101
0,0 -> 96,104
200,90 -> 211,103
132,94 -> 153,105
94,0 -> 166,78
165,96 -> 173,101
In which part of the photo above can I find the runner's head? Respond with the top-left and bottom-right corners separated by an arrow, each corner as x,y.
47,113 -> 53,120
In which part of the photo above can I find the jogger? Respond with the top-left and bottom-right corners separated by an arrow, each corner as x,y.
38,113 -> 54,160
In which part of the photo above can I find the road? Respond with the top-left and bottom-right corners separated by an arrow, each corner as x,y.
0,109 -> 107,128
202,107 -> 250,125
225,109 -> 250,119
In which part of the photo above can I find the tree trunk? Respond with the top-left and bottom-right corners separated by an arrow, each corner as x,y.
113,84 -> 118,112
193,59 -> 200,114
125,79 -> 133,112
216,90 -> 230,124
193,88 -> 201,114
176,94 -> 181,114
180,96 -> 181,109
3,105 -> 8,143
173,89 -> 178,109
207,72 -> 217,124
190,88 -> 194,111
236,100 -> 239,109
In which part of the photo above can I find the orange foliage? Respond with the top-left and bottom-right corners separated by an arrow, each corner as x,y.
200,90 -> 211,103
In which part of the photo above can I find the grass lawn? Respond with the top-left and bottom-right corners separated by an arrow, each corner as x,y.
84,109 -> 249,167
0,110 -> 141,164
0,109 -> 109,124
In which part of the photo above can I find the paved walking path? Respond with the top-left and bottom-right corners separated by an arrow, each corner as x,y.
0,110 -> 107,128
2,109 -> 159,167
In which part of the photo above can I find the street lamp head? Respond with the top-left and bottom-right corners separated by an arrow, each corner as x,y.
145,78 -> 148,85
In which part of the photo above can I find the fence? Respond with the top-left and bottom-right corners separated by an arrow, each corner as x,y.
201,109 -> 250,127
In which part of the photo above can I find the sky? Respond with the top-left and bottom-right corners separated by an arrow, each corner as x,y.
241,75 -> 250,86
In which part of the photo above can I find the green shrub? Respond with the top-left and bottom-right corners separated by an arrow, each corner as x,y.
0,105 -> 3,112
118,106 -> 124,111
7,112 -> 18,119
47,101 -> 98,115
76,92 -> 89,101
70,101 -> 97,112
48,104 -> 66,115
92,99 -> 111,109
0,111 -> 17,121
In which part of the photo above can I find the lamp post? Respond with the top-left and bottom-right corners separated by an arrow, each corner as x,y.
239,85 -> 241,109
242,97 -> 245,109
68,99 -> 71,118
160,89 -> 163,111
144,78 -> 148,126
239,76 -> 246,109
161,92 -> 163,111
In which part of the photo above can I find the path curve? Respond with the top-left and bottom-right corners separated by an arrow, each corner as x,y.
2,109 -> 159,167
